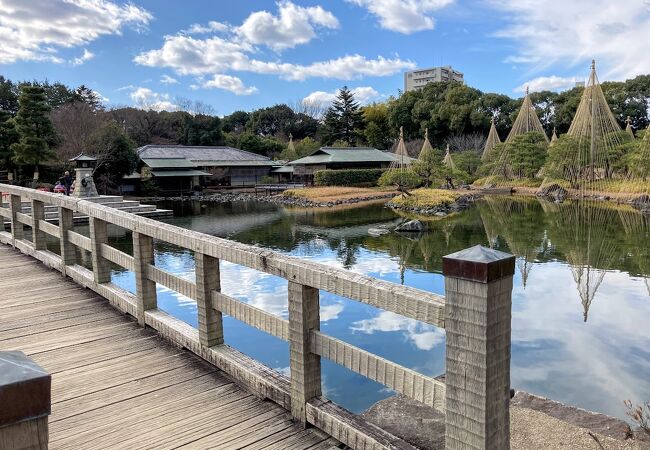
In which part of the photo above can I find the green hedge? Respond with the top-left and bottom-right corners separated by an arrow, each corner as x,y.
314,169 -> 385,186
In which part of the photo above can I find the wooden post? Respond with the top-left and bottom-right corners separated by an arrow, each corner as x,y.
0,351 -> 51,450
195,253 -> 224,347
89,217 -> 111,284
132,231 -> 156,326
288,281 -> 321,426
31,200 -> 46,251
9,194 -> 23,246
58,207 -> 76,275
442,245 -> 515,450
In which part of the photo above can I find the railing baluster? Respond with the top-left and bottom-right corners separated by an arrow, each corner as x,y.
89,217 -> 111,284
31,199 -> 46,251
132,231 -> 157,326
58,206 -> 76,275
195,252 -> 224,347
9,194 -> 23,246
443,245 -> 515,450
288,281 -> 321,426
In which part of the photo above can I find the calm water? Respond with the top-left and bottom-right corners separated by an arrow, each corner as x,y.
72,196 -> 650,421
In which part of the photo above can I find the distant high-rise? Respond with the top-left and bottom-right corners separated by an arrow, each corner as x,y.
404,66 -> 464,92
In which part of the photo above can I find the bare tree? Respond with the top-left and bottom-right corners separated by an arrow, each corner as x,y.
390,138 -> 424,157
290,98 -> 328,120
446,133 -> 486,153
50,101 -> 105,161
175,97 -> 216,116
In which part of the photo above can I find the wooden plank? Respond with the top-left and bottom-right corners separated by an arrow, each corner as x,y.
100,243 -> 134,271
38,219 -> 59,237
15,211 -> 33,226
311,330 -> 446,411
212,291 -> 288,341
146,264 -> 196,299
67,229 -> 91,252
306,398 -> 417,450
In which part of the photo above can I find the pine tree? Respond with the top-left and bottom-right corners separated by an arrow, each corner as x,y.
0,110 -> 19,170
322,86 -> 363,146
11,86 -> 56,183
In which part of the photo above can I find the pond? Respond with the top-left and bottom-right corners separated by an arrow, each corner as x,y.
71,196 -> 650,421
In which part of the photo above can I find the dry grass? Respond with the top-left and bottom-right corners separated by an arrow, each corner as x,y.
390,188 -> 462,209
283,186 -> 396,202
473,176 -> 544,188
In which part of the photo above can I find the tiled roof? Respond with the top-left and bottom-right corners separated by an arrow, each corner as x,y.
289,147 -> 413,165
142,158 -> 197,168
137,145 -> 272,162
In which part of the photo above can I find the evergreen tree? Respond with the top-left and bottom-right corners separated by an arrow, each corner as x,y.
0,110 -> 19,170
11,86 -> 56,183
322,86 -> 364,146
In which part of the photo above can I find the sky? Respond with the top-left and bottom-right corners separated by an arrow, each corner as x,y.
1,0 -> 649,115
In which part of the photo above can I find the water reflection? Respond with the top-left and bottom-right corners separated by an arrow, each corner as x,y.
80,197 -> 650,420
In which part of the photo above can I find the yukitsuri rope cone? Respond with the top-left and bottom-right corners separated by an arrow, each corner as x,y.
625,116 -> 634,138
482,117 -> 501,161
285,133 -> 298,161
506,86 -> 548,143
442,144 -> 456,170
385,126 -> 413,194
551,127 -> 558,144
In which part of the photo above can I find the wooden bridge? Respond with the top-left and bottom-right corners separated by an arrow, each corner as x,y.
0,184 -> 516,450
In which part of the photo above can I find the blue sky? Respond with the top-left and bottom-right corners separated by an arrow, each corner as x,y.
1,0 -> 649,115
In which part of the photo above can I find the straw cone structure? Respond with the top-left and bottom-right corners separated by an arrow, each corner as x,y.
625,116 -> 634,137
285,133 -> 298,160
482,117 -> 501,161
385,127 -> 413,188
419,128 -> 435,161
443,144 -> 456,170
506,87 -> 548,143
551,127 -> 558,144
565,60 -> 623,189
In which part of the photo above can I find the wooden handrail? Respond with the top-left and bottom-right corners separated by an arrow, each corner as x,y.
0,183 -> 514,450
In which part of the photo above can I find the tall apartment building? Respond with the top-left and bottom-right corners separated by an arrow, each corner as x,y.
404,66 -> 464,92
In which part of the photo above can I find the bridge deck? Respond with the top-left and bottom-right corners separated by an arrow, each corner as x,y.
0,245 -> 337,450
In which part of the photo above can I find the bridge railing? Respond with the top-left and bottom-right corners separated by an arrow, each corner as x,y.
0,183 -> 515,450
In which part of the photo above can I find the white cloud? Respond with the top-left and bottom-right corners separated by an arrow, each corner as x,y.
352,311 -> 445,351
184,20 -> 230,34
320,302 -> 344,322
489,0 -> 650,80
129,87 -> 176,112
346,0 -> 454,34
237,1 -> 339,51
160,74 -> 179,85
304,86 -> 381,105
514,75 -> 582,93
199,74 -> 258,95
0,0 -> 151,64
134,2 -> 413,83
135,34 -> 414,81
70,48 -> 94,66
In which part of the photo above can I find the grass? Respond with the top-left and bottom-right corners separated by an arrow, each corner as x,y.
473,176 -> 544,188
283,186 -> 396,203
390,188 -> 462,209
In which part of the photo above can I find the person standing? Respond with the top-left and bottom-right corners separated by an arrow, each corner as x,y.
61,171 -> 73,196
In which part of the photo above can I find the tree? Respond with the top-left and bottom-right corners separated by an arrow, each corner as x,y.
222,110 -> 250,134
363,103 -> 393,149
11,86 -> 56,183
412,143 -> 443,187
74,85 -> 104,111
51,101 -> 104,160
237,132 -> 284,156
507,132 -> 548,178
453,151 -> 482,175
0,76 -> 19,115
294,137 -> 320,157
0,110 -> 19,170
322,86 -> 364,145
90,122 -> 138,192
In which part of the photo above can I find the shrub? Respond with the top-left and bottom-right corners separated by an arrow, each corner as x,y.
314,169 -> 384,186
377,170 -> 422,189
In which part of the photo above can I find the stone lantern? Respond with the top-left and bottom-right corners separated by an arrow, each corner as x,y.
69,153 -> 99,197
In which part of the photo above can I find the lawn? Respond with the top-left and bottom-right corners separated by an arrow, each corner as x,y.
282,186 -> 397,203
390,188 -> 462,209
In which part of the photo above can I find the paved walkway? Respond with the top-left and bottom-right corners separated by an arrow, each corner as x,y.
0,245 -> 337,449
